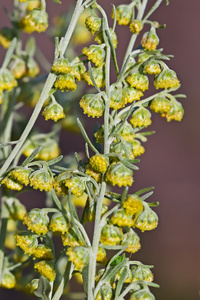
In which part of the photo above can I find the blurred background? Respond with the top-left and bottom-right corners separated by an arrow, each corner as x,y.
0,0 -> 200,299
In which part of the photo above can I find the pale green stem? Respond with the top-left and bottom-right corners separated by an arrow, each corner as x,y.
122,0 -> 148,68
0,197 -> 9,283
0,0 -> 84,178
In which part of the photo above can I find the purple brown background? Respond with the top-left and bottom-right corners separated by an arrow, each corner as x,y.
0,0 -> 200,299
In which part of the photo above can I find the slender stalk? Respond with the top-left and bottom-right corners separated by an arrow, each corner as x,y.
0,196 -> 9,283
0,0 -> 84,178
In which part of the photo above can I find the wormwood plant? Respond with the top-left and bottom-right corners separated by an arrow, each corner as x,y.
0,0 -> 185,299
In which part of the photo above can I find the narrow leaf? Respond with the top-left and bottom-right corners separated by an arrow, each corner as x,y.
135,187 -> 154,196
22,146 -> 42,166
141,191 -> 154,201
77,118 -> 99,154
115,267 -> 128,297
25,37 -> 36,57
47,155 -> 63,166
2,38 -> 17,69
34,276 -> 51,300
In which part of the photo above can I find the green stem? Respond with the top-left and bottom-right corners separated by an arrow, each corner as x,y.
122,0 -> 148,68
0,196 -> 10,283
0,0 -> 84,178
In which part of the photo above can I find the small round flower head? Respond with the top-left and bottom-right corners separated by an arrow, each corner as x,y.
95,29 -> 118,49
29,169 -> 53,192
0,69 -> 17,92
34,260 -> 56,282
9,56 -> 26,79
112,5 -> 132,26
122,87 -> 143,104
110,87 -> 126,110
0,27 -> 15,49
82,45 -> 105,67
150,95 -> 171,113
9,198 -> 27,221
111,208 -> 135,227
131,265 -> 154,282
130,20 -> 143,34
85,164 -> 102,183
106,162 -> 133,187
83,202 -> 108,223
97,247 -> 107,264
134,205 -> 158,232
0,271 -> 16,289
53,172 -> 69,195
42,102 -> 65,122
62,228 -> 84,247
64,174 -> 86,197
94,126 -> 104,144
116,266 -> 132,283
83,67 -> 105,88
126,71 -> 149,92
141,28 -> 159,51
1,176 -> 23,191
95,283 -> 113,300
89,154 -> 109,173
118,121 -> 135,142
8,166 -> 31,186
100,224 -> 123,246
71,57 -> 86,81
49,212 -> 70,234
23,208 -> 49,235
130,107 -> 152,128
54,73 -> 77,91
154,68 -> 180,90
51,58 -> 72,74
21,9 -> 48,33
122,229 -> 141,254
110,141 -> 135,160
137,52 -> 152,64
33,244 -> 54,260
132,140 -> 145,157
27,0 -> 41,11
143,59 -> 161,75
15,232 -> 38,255
25,279 -> 39,294
66,246 -> 89,271
80,93 -> 104,118
130,289 -> 155,300
26,57 -> 40,77
161,100 -> 184,122
85,14 -> 101,35
123,194 -> 143,215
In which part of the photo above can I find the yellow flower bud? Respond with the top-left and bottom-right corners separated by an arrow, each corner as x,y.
26,57 -> 40,78
122,229 -> 141,254
1,176 -> 23,191
83,202 -> 108,223
161,100 -> 184,122
23,208 -> 49,235
0,27 -> 15,49
122,87 -> 143,104
85,15 -> 101,35
95,283 -> 113,300
66,246 -> 89,271
82,45 -> 105,67
154,68 -> 180,90
83,67 -> 105,88
21,9 -> 48,34
51,58 -> 72,74
54,73 -> 77,91
123,194 -> 143,215
8,166 -> 31,186
143,60 -> 161,75
34,260 -> 56,282
0,69 -> 17,92
49,212 -> 70,234
131,264 -> 154,282
64,174 -> 86,197
134,205 -> 158,232
116,267 -> 132,283
85,164 -> 102,183
111,208 -> 135,227
80,93 -> 104,118
106,162 -> 134,187
42,102 -> 65,122
95,29 -> 118,49
132,140 -> 145,157
110,141 -> 135,160
62,228 -> 84,247
141,28 -> 159,51
0,271 -> 16,289
100,224 -> 123,246
71,57 -> 86,81
110,87 -> 126,110
126,71 -> 149,92
89,154 -> 109,173
130,20 -> 143,34
15,232 -> 38,255
97,247 -> 107,264
53,172 -> 68,195
7,197 -> 27,221
130,289 -> 155,300
150,96 -> 171,113
118,121 -> 135,142
9,56 -> 26,79
94,126 -> 104,144
30,169 -> 53,192
130,107 -> 152,128
33,244 -> 54,260
112,5 -> 132,26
